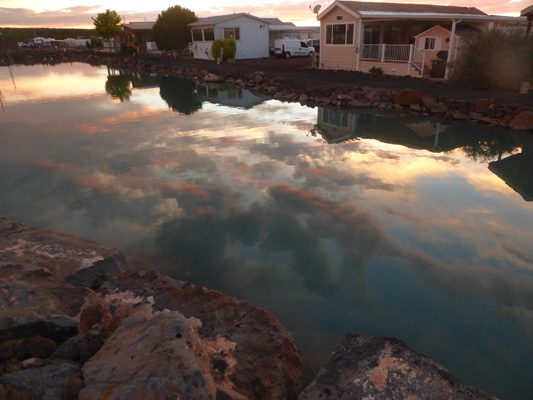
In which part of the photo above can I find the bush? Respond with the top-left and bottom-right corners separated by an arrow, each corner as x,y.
121,45 -> 136,55
369,65 -> 383,75
449,29 -> 533,90
212,39 -> 237,61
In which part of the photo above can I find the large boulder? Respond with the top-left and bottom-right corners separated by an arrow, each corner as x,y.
298,333 -> 496,400
394,89 -> 425,106
0,361 -> 80,400
0,219 -> 129,342
80,311 -> 216,400
85,270 -> 304,400
509,110 -> 533,131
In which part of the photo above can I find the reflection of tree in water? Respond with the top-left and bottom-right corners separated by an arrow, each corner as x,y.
458,132 -> 520,163
105,75 -> 132,102
159,76 -> 202,115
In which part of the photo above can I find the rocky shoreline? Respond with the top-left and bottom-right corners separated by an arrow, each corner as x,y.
2,49 -> 533,132
0,217 -> 498,399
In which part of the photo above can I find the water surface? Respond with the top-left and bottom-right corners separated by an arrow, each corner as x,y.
1,63 -> 532,399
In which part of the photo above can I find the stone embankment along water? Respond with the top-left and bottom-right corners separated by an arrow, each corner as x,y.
3,49 -> 532,132
0,216 -> 498,399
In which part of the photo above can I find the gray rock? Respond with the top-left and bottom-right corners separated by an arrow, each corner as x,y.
298,333 -> 496,400
0,361 -> 80,400
0,316 -> 78,343
421,95 -> 437,109
64,253 -> 128,290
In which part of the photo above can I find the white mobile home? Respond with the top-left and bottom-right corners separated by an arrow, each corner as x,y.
188,13 -> 270,60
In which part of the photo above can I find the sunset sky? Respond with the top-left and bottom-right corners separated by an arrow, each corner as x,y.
0,0 -> 530,29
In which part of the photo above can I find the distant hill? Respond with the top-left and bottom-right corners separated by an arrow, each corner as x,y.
0,28 -> 97,44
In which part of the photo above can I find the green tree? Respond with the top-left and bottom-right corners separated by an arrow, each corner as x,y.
92,9 -> 121,39
450,29 -> 533,90
152,5 -> 197,52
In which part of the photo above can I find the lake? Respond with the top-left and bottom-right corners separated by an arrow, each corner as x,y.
1,63 -> 532,399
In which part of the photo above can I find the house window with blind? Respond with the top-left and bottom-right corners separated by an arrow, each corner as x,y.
326,24 -> 355,45
223,27 -> 240,40
192,29 -> 203,41
424,37 -> 436,50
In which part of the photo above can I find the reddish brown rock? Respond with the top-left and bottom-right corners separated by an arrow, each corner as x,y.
298,333 -> 496,400
25,337 -> 56,359
0,223 -> 128,324
509,110 -> 533,131
475,98 -> 491,112
96,270 -> 303,400
394,89 -> 425,105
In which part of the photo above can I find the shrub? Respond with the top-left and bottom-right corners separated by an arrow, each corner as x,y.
369,65 -> 383,75
212,39 -> 237,61
121,45 -> 136,55
449,29 -> 533,90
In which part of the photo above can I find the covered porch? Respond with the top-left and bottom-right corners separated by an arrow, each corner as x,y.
359,43 -> 426,76
356,18 -> 467,78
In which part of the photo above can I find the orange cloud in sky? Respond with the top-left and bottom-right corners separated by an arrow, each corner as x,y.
0,0 -> 528,28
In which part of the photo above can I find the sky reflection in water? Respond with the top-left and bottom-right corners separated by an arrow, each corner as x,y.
1,63 -> 533,400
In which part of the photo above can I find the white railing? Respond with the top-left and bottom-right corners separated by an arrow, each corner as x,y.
360,44 -> 425,75
411,46 -> 425,74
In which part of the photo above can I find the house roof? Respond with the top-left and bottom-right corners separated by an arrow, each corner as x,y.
122,22 -> 155,31
336,1 -> 487,16
521,4 -> 533,17
188,13 -> 269,27
413,24 -> 478,38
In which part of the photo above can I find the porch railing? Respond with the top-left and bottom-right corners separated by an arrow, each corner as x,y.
360,44 -> 425,75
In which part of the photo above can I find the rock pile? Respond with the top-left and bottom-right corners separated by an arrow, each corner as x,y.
0,217 -> 302,400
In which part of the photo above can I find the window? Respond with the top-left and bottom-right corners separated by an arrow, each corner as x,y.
424,37 -> 436,50
224,27 -> 240,40
192,29 -> 202,41
326,24 -> 354,45
203,28 -> 214,41
323,109 -> 349,128
363,25 -> 380,44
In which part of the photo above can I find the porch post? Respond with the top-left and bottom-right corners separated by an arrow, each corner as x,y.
444,19 -> 460,80
356,19 -> 363,71
381,43 -> 386,62
407,45 -> 413,75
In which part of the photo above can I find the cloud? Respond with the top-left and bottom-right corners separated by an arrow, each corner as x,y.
1,0 -> 526,28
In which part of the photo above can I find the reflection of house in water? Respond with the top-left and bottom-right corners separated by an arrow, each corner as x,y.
314,107 -> 452,151
489,140 -> 533,202
107,68 -> 160,88
194,83 -> 265,109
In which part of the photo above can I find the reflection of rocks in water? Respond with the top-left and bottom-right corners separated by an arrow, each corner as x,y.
159,76 -> 202,115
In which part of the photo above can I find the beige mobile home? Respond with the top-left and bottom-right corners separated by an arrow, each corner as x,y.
317,0 -> 526,79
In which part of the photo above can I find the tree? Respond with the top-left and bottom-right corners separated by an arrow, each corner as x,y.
92,9 -> 121,40
152,5 -> 197,52
450,29 -> 533,90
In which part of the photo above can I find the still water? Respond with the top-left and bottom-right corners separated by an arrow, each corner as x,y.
1,63 -> 532,399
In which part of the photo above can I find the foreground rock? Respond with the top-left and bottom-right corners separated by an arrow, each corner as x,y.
0,218 -> 497,399
299,333 -> 496,400
0,218 -> 302,400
